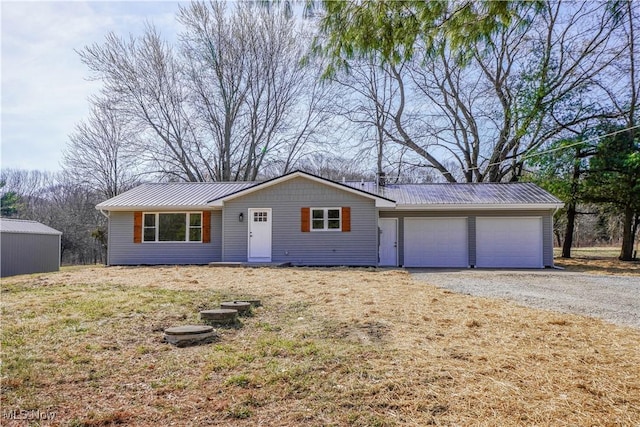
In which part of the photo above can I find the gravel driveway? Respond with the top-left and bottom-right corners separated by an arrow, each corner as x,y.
409,269 -> 640,329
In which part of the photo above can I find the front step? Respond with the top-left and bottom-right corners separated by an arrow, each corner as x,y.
208,262 -> 292,267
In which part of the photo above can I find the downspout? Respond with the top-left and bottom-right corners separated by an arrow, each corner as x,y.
99,209 -> 110,266
551,205 -> 562,269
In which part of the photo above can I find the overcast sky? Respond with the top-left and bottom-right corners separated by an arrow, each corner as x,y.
1,1 -> 185,172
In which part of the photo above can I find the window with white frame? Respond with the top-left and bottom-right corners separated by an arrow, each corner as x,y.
311,208 -> 341,231
143,212 -> 202,242
253,211 -> 268,222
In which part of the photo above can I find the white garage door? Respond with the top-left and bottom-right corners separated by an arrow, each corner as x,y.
404,218 -> 468,267
476,217 -> 543,268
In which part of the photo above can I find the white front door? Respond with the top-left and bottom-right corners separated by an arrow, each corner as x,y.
248,208 -> 272,262
379,218 -> 398,266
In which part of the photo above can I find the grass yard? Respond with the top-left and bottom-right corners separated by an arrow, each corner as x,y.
2,265 -> 639,426
554,246 -> 640,275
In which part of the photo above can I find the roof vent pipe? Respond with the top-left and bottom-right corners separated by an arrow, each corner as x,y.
378,172 -> 386,187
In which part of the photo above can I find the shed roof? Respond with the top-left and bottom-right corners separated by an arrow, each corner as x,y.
96,182 -> 256,211
0,218 -> 62,235
344,182 -> 562,208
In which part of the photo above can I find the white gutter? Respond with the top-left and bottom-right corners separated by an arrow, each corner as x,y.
209,199 -> 395,208
95,205 -> 220,212
393,203 -> 564,211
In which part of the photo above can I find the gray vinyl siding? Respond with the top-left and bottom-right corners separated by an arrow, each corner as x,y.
380,209 -> 555,267
1,233 -> 60,277
107,211 -> 222,265
223,177 -> 378,265
468,216 -> 477,267
543,214 -> 553,266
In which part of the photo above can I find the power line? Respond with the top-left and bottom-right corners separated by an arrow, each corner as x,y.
522,123 -> 640,160
464,123 -> 640,173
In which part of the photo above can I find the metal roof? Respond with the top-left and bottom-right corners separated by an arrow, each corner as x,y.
96,176 -> 562,211
96,182 -> 257,210
0,218 -> 62,235
208,170 -> 396,208
344,182 -> 563,207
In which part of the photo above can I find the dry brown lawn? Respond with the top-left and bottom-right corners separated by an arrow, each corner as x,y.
554,246 -> 640,276
2,265 -> 639,426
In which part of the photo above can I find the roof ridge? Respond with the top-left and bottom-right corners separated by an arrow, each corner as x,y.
345,181 -> 535,185
142,181 -> 259,185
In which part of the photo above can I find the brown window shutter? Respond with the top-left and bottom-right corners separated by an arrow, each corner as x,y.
342,207 -> 351,232
301,207 -> 310,232
133,212 -> 142,243
202,211 -> 211,243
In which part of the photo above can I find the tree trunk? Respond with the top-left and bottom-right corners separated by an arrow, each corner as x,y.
562,202 -> 576,258
554,229 -> 562,247
633,213 -> 640,259
620,205 -> 635,261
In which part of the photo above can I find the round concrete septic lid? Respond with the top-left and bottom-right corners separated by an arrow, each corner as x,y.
200,309 -> 238,314
221,301 -> 251,308
164,325 -> 214,335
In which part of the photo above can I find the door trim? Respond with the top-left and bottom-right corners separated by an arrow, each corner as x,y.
378,218 -> 398,266
247,208 -> 272,262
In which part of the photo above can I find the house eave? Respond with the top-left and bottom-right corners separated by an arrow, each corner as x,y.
95,205 -> 220,212
375,200 -> 396,208
394,203 -> 564,211
210,199 -> 395,208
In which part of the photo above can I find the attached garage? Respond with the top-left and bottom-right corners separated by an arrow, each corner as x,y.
374,181 -> 561,269
476,217 -> 543,268
404,217 -> 468,267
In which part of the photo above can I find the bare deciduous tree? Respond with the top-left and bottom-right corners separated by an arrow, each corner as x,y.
0,169 -> 107,264
77,1 -> 327,184
178,1 -> 328,181
79,26 -> 205,182
63,98 -> 140,198
334,1 -> 629,183
332,57 -> 397,179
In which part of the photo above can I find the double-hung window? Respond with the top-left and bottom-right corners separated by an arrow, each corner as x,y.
143,212 -> 202,242
311,208 -> 341,231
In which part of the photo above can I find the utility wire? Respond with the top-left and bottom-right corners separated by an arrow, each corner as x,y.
463,123 -> 640,173
521,123 -> 640,160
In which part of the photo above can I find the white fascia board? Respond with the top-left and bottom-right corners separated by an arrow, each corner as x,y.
375,199 -> 396,208
209,171 -> 396,208
394,203 -> 564,211
2,230 -> 63,236
95,205 -> 220,212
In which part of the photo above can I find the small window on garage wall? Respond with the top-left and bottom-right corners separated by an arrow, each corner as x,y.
301,207 -> 350,232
